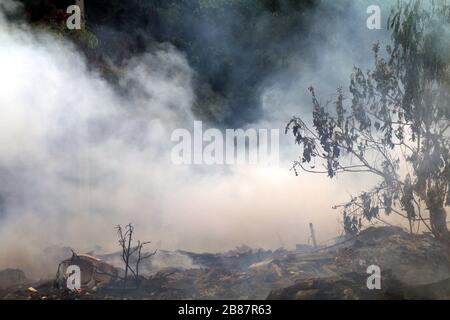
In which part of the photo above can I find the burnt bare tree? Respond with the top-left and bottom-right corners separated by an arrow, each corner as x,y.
115,224 -> 157,291
287,1 -> 449,243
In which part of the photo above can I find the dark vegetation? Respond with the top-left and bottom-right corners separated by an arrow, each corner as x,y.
115,223 -> 156,291
17,0 -> 321,126
287,1 -> 450,242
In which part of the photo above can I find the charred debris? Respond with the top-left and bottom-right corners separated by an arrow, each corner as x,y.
1,226 -> 450,300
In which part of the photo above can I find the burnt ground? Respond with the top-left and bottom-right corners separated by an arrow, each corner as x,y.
1,226 -> 450,300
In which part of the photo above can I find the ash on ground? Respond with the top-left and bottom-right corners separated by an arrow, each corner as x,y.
1,227 -> 450,300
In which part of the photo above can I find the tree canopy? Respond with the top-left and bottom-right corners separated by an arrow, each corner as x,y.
17,0 -> 317,126
287,0 -> 450,242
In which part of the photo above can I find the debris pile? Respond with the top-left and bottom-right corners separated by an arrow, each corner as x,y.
1,226 -> 450,300
332,227 -> 450,284
179,246 -> 281,272
267,272 -> 450,300
55,252 -> 119,290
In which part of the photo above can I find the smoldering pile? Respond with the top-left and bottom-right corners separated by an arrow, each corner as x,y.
2,226 -> 450,300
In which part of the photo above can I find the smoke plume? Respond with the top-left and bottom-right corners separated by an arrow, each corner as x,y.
0,0 -> 399,277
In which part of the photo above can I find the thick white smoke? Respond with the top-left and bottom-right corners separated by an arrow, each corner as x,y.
0,1 -> 399,277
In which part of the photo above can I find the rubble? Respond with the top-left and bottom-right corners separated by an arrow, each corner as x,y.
267,272 -> 404,300
331,226 -> 450,284
179,246 -> 277,272
1,226 -> 450,300
27,287 -> 37,294
267,272 -> 450,300
295,244 -> 314,252
56,252 -> 119,290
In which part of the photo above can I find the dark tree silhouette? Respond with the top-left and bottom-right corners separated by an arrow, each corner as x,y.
287,1 -> 450,243
116,224 -> 157,291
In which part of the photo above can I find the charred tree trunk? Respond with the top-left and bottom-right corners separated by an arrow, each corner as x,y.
421,180 -> 450,246
429,205 -> 450,245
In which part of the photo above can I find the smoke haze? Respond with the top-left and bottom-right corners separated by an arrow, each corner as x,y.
0,0 -> 400,277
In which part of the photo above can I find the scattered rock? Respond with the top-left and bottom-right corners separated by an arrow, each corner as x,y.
27,287 -> 37,294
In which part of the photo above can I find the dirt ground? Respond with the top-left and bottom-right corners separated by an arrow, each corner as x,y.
1,226 -> 450,300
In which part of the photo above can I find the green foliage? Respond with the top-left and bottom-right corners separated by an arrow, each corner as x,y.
151,0 -> 316,124
287,0 -> 450,236
19,0 -> 317,125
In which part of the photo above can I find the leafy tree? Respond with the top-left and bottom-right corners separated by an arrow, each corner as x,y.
17,0 -> 318,125
287,1 -> 450,243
